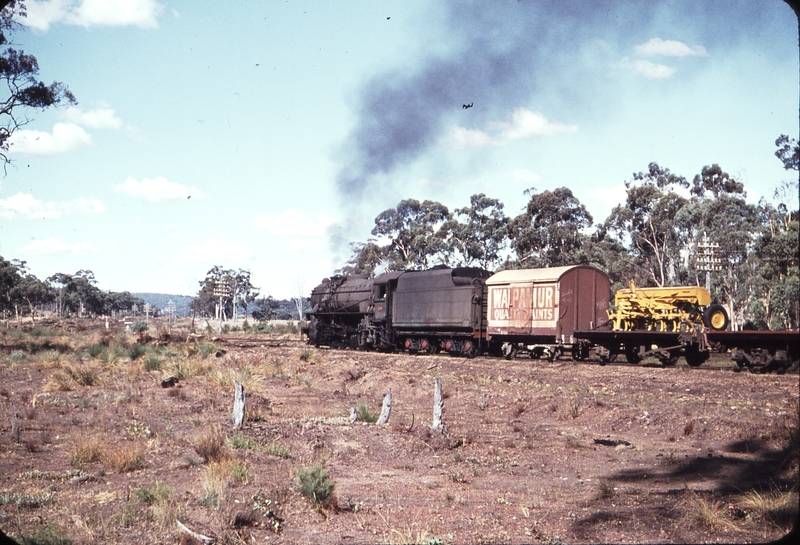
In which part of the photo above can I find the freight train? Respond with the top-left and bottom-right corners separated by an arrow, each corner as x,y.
304,265 -> 799,373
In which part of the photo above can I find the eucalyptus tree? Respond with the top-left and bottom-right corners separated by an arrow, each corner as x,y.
371,198 -> 452,270
192,266 -> 259,321
603,163 -> 689,287
47,270 -> 104,318
677,165 -> 760,324
508,187 -> 593,269
447,193 -> 509,271
1,0 -> 76,166
337,240 -> 385,276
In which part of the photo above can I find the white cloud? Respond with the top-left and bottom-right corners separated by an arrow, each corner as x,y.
17,237 -> 101,255
512,169 -> 542,186
445,108 -> 578,150
22,0 -> 164,31
63,105 -> 123,129
252,208 -> 334,237
446,126 -> 496,149
115,176 -> 205,203
8,123 -> 92,155
620,57 -> 676,79
0,192 -> 106,220
584,182 -> 628,220
178,239 -> 252,264
635,38 -> 707,57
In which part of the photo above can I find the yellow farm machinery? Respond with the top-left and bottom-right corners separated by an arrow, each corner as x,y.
608,281 -> 729,332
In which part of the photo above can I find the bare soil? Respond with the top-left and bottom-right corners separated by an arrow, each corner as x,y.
0,320 -> 798,544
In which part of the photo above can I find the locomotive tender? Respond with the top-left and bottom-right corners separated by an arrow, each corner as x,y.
305,265 -> 798,372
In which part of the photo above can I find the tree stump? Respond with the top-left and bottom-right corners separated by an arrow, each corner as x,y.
431,378 -> 444,432
231,381 -> 245,430
376,388 -> 392,425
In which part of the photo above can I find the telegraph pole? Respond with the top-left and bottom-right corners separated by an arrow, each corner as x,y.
213,281 -> 231,334
696,241 -> 722,291
165,300 -> 176,331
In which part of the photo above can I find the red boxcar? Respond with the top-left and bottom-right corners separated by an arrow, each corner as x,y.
485,265 -> 610,344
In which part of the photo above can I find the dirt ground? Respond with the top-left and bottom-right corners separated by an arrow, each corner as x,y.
0,320 -> 798,544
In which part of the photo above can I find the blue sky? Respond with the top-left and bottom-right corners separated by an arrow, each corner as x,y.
0,0 -> 797,300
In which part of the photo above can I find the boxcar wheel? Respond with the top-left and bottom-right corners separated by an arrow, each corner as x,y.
624,345 -> 642,364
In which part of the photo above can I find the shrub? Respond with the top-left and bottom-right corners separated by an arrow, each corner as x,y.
128,344 -> 147,361
10,350 -> 27,362
296,463 -> 335,509
143,354 -> 162,371
87,343 -> 105,359
13,523 -> 71,545
264,444 -> 292,459
131,321 -> 148,334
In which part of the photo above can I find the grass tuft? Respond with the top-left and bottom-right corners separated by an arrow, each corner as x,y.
356,402 -> 379,423
103,443 -> 146,473
133,482 -> 174,505
70,435 -> 103,469
296,463 -> 336,509
193,426 -> 227,463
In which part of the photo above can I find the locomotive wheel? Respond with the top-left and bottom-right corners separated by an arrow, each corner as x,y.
703,304 -> 729,331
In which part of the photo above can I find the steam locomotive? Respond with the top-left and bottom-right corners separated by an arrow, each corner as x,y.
305,265 -> 798,373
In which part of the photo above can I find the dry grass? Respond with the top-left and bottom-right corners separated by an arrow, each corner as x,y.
193,425 -> 227,463
70,435 -> 104,468
199,459 -> 241,509
737,489 -> 799,524
169,358 -> 208,380
208,366 -> 263,391
103,442 -> 147,473
42,370 -> 74,392
64,362 -> 99,386
685,494 -> 740,532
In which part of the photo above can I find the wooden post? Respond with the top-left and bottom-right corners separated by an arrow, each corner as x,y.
376,388 -> 392,425
232,381 -> 245,430
431,378 -> 444,431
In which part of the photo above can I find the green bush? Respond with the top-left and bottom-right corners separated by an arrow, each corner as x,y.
295,463 -> 335,509
356,402 -> 378,423
128,344 -> 148,361
87,344 -> 105,359
132,482 -> 174,505
10,350 -> 27,362
143,354 -> 162,371
198,342 -> 215,359
131,321 -> 148,333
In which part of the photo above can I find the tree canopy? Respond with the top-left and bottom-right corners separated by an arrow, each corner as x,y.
1,0 -> 76,166
338,136 -> 799,330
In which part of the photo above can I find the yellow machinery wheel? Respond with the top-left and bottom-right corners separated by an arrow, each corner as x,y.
703,304 -> 729,331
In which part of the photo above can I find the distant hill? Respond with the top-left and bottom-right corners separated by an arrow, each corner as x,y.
132,293 -> 193,316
